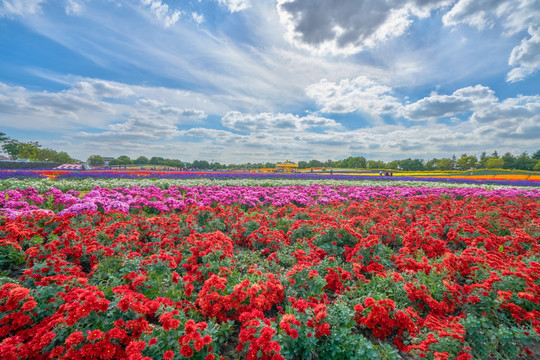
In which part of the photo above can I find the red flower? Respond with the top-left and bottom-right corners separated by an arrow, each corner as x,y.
180,344 -> 193,358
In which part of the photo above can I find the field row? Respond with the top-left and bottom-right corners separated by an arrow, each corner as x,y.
1,189 -> 539,359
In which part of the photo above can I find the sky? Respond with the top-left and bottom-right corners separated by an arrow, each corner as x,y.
0,0 -> 539,164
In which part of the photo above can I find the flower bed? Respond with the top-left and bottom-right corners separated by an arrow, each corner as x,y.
1,185 -> 539,359
2,169 -> 539,188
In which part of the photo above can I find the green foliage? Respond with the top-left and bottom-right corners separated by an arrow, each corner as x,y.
87,155 -> 104,165
486,157 -> 504,169
0,244 -> 25,272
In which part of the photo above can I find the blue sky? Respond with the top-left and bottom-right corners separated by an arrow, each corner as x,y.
0,0 -> 539,163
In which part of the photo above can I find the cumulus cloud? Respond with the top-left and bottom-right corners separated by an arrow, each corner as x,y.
0,0 -> 45,16
217,0 -> 251,13
277,0 -> 452,55
221,111 -> 341,132
0,79 -> 208,135
140,0 -> 182,27
159,107 -> 207,120
65,0 -> 84,15
507,26 -> 540,82
442,0 -> 504,30
442,0 -> 540,81
306,76 -> 401,116
192,12 -> 204,24
402,85 -> 498,120
442,0 -> 539,34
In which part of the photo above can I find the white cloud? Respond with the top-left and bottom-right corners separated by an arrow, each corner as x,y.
276,0 -> 452,55
0,79 -> 208,133
442,0 -> 502,30
0,0 -> 45,16
507,26 -> 540,82
221,111 -> 341,132
140,0 -> 182,27
65,0 -> 84,15
217,0 -> 251,13
305,76 -> 401,116
442,0 -> 540,81
192,11 -> 204,24
402,85 -> 498,120
442,0 -> 540,35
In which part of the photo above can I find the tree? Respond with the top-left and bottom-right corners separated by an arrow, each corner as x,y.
386,160 -> 400,170
308,159 -> 324,168
134,156 -> 149,165
514,152 -> 536,170
53,152 -> 73,164
367,160 -> 385,169
115,155 -> 132,165
341,156 -> 366,169
486,157 -> 504,169
399,158 -> 424,171
1,140 -> 41,160
534,160 -> 540,171
424,158 -> 439,171
297,161 -> 309,169
436,158 -> 454,171
149,156 -> 164,165
479,151 -> 488,168
192,160 -> 210,169
532,150 -> 540,160
455,154 -> 478,170
501,152 -> 516,169
87,155 -> 105,166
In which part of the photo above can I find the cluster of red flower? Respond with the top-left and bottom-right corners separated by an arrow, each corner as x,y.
0,193 -> 538,359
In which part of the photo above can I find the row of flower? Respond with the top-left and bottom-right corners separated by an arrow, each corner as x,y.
1,170 -> 539,188
1,184 -> 539,359
1,184 -> 540,219
1,176 -> 540,196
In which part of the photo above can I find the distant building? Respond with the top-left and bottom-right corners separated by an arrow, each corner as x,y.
0,155 -> 9,161
102,156 -> 115,165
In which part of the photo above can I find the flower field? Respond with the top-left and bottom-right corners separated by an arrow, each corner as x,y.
1,181 -> 540,359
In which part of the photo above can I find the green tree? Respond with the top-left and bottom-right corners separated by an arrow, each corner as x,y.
0,132 -> 9,143
386,160 -> 400,170
436,158 -> 454,171
297,161 -> 309,169
308,159 -> 324,168
486,157 -> 504,169
149,156 -> 164,165
52,151 -> 73,164
87,155 -> 105,166
134,156 -> 149,165
479,151 -> 488,168
192,160 -> 210,169
501,152 -> 516,169
514,152 -> 536,170
534,160 -> 540,171
2,140 -> 41,160
367,160 -> 385,169
115,155 -> 132,165
455,155 -> 478,170
399,158 -> 424,171
424,158 -> 439,171
532,150 -> 540,160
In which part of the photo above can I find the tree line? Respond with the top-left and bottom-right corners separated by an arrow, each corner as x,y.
0,133 -> 77,164
90,150 -> 540,171
1,133 -> 539,171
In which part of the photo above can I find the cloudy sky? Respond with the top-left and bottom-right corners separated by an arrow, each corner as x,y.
0,0 -> 539,163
